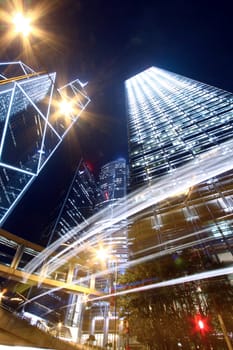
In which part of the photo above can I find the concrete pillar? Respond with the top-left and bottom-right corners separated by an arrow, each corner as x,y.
103,305 -> 109,347
66,263 -> 75,284
11,244 -> 25,269
90,275 -> 95,290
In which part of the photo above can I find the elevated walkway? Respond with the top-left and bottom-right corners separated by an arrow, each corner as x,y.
0,228 -> 102,296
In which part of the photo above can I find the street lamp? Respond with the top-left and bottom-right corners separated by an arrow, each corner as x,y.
0,288 -> 7,304
12,12 -> 32,37
112,259 -> 118,350
59,98 -> 74,117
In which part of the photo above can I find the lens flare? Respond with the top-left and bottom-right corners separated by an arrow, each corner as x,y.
12,12 -> 31,37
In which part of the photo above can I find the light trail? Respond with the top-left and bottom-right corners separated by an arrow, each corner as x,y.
23,137 -> 233,279
16,286 -> 63,311
19,258 -> 233,314
26,256 -> 233,312
90,265 -> 233,302
68,232 -> 224,290
18,231 -> 231,310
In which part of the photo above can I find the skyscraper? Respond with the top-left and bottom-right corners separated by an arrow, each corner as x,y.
96,158 -> 128,264
49,158 -> 128,346
48,159 -> 99,244
125,67 -> 233,261
126,67 -> 233,190
49,158 -> 128,263
0,61 -> 90,226
96,158 -> 127,206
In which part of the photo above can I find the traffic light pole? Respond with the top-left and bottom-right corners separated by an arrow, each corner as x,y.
217,313 -> 233,350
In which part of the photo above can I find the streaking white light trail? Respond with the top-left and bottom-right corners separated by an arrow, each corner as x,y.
19,219 -> 233,309
25,140 -> 233,280
62,229 -> 229,291
25,258 -> 233,305
49,226 -> 221,283
20,217 -> 233,308
90,265 -> 233,303
23,137 -> 233,280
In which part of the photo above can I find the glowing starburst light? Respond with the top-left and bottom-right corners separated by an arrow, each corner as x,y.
59,99 -> 73,116
12,12 -> 31,37
96,246 -> 110,262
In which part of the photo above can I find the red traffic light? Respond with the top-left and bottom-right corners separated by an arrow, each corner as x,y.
193,314 -> 210,334
197,319 -> 205,330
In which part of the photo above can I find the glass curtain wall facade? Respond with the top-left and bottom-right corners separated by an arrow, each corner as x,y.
48,159 -> 99,245
96,158 -> 128,206
96,159 -> 128,265
126,67 -> 233,190
0,61 -> 90,226
124,66 -> 233,349
83,159 -> 128,348
125,66 -> 233,258
51,158 -> 128,345
50,158 -> 128,262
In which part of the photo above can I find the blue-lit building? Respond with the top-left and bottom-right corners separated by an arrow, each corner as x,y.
96,158 -> 127,207
125,66 -> 233,262
48,159 -> 99,244
0,61 -> 90,226
49,158 -> 128,260
48,158 -> 128,346
124,66 -> 233,349
126,67 -> 233,190
95,159 -> 128,265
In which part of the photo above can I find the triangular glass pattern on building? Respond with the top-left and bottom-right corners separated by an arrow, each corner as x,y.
51,79 -> 91,138
0,61 -> 90,225
48,160 -> 98,244
0,61 -> 35,81
0,73 -> 56,175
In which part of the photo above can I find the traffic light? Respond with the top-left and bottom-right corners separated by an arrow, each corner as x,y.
193,314 -> 210,335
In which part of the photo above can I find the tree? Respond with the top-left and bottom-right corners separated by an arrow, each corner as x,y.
118,251 -> 233,350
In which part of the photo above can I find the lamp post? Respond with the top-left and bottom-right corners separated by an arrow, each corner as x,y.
12,12 -> 32,37
112,260 -> 118,350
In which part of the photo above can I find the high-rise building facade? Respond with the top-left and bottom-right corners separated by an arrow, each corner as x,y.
126,67 -> 233,190
0,61 -> 90,226
83,159 -> 128,348
50,158 -> 128,261
48,159 -> 99,244
125,67 -> 233,260
124,66 -> 233,349
96,158 -> 128,265
96,158 -> 127,207
49,158 -> 128,346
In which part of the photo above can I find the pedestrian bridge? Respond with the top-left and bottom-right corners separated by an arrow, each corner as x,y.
0,228 -> 102,296
0,229 -> 105,348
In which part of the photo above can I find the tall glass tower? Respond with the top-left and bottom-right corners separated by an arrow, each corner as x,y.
126,66 -> 233,190
48,159 -> 99,244
96,158 -> 128,265
125,67 -> 233,261
0,61 -> 90,225
49,158 -> 129,262
96,158 -> 127,208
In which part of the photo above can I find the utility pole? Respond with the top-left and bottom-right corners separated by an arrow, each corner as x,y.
217,313 -> 233,350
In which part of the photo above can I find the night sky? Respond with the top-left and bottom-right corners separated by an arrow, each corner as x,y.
1,0 -> 233,242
